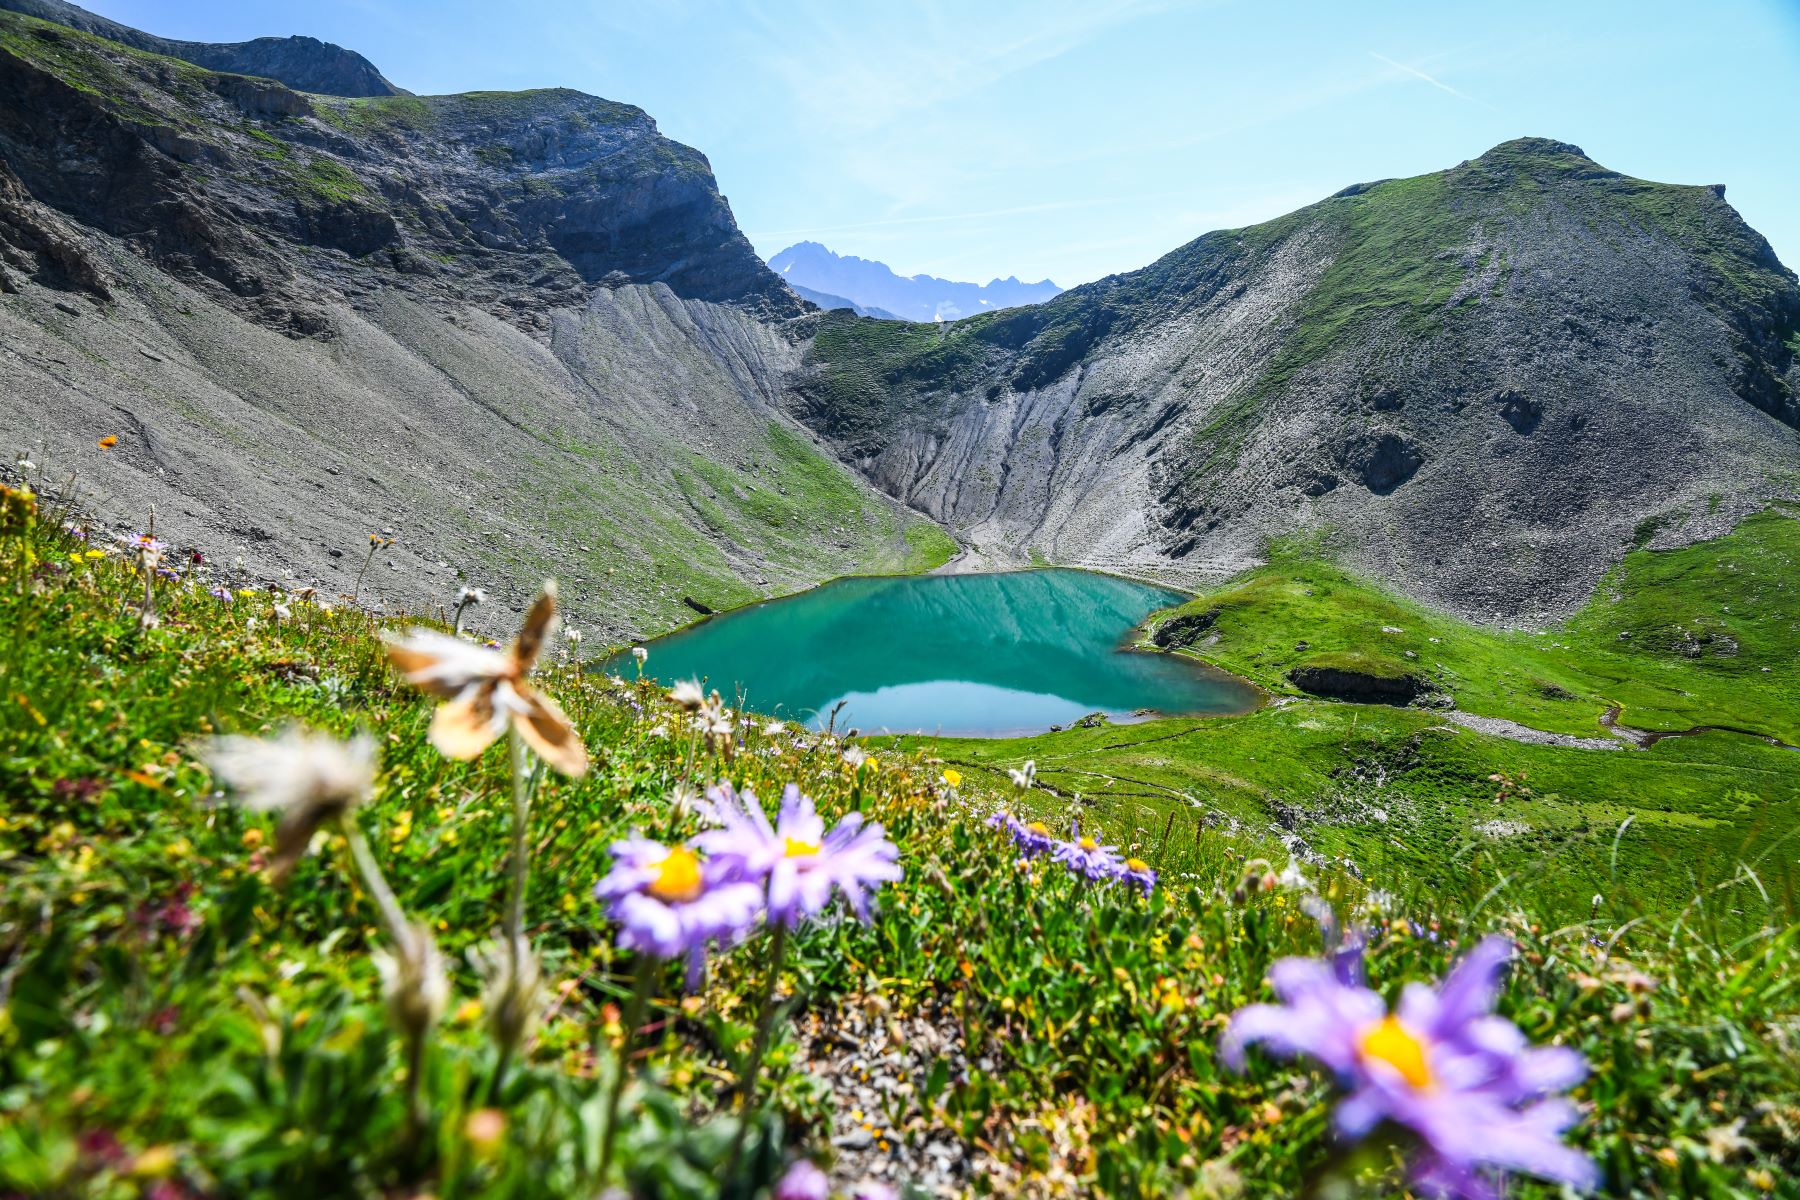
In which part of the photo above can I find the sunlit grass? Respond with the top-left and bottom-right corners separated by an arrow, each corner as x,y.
1,500 -> 1795,1198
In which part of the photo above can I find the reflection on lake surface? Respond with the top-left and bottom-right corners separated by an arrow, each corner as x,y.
616,569 -> 1259,738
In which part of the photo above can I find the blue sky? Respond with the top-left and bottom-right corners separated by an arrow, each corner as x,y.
91,0 -> 1800,287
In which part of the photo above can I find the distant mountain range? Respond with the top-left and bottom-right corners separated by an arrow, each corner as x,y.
784,283 -> 902,322
768,241 -> 1061,323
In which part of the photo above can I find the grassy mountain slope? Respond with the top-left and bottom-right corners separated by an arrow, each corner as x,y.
0,0 -> 405,95
1144,505 -> 1800,741
792,140 -> 1800,618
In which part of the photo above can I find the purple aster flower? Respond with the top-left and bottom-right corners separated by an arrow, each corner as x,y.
593,837 -> 764,987
1119,854 -> 1157,895
1051,820 -> 1125,882
988,810 -> 1056,857
773,1160 -> 829,1200
696,782 -> 902,928
1222,935 -> 1595,1199
209,586 -> 233,603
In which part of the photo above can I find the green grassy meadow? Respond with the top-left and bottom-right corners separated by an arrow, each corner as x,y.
900,509 -> 1800,919
1,491 -> 1797,1198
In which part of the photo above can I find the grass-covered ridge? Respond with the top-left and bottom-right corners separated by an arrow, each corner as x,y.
3,486 -> 1798,1199
1145,507 -> 1800,742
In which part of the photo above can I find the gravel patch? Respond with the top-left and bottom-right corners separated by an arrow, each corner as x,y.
1438,710 -> 1622,750
796,994 -> 994,1196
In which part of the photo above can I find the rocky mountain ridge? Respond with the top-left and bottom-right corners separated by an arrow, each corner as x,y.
0,11 -> 804,338
0,8 -> 930,641
0,0 -> 403,96
787,281 -> 901,321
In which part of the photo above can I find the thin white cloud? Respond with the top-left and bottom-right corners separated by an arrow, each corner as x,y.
1369,51 -> 1500,111
746,194 -> 1167,242
732,0 -> 1214,209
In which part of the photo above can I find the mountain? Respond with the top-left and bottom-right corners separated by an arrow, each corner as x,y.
0,0 -> 404,96
769,240 -> 1060,323
791,139 -> 1799,621
0,0 -> 1793,639
0,7 -> 942,641
787,281 -> 901,321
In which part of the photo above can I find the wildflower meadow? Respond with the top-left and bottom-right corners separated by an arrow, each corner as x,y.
0,482 -> 1796,1199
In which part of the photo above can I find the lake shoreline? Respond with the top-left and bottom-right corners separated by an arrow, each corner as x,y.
607,567 -> 1264,738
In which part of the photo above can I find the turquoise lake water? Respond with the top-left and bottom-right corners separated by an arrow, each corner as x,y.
615,569 -> 1260,737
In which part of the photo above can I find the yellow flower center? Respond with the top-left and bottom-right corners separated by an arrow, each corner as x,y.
1079,836 -> 1099,853
1126,857 -> 1150,873
647,846 -> 703,903
1358,1015 -> 1433,1090
783,837 -> 820,859
1026,821 -> 1050,836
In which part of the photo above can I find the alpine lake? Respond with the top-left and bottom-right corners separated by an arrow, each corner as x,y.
612,569 -> 1261,737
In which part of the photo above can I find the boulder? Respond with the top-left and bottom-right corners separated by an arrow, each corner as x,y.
1153,607 -> 1219,649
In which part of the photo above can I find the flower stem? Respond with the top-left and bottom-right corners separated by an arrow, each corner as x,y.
719,920 -> 790,1187
506,730 -> 535,951
736,920 -> 788,1108
490,730 -> 541,1098
352,539 -> 379,605
340,816 -> 428,1139
341,816 -> 409,945
403,1011 -> 428,1145
139,559 -> 156,631
598,953 -> 656,1181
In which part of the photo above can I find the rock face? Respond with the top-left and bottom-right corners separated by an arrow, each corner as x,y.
1151,608 -> 1218,649
770,241 -> 1062,323
793,139 -> 1800,621
0,12 -> 804,338
0,9 -> 921,642
0,0 -> 405,96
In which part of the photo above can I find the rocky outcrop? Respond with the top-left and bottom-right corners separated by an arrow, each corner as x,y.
0,156 -> 109,298
1152,608 -> 1219,649
1287,665 -> 1424,705
0,0 -> 405,96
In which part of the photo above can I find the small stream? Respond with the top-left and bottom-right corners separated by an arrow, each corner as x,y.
1599,705 -> 1800,752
